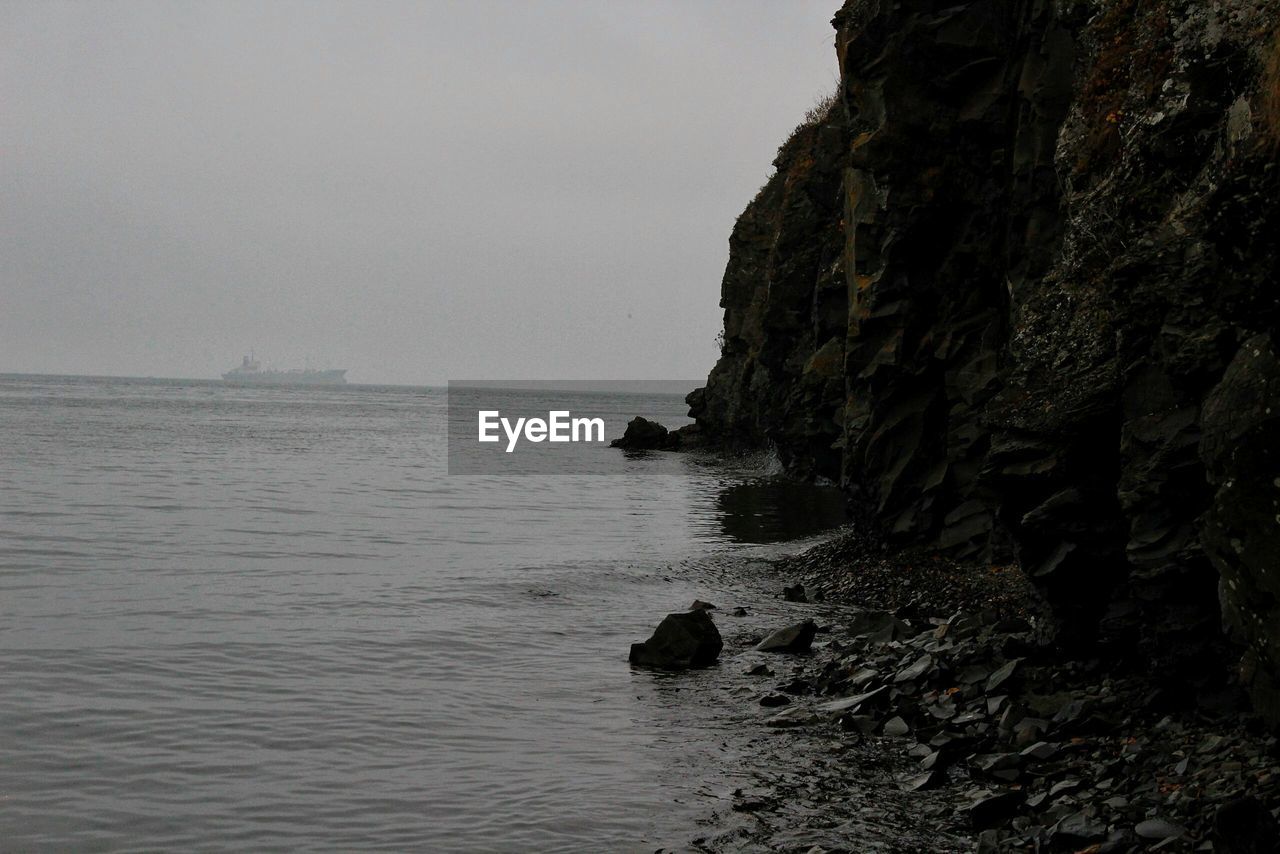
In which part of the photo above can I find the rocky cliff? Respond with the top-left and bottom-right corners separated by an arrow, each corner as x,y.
692,0 -> 1280,723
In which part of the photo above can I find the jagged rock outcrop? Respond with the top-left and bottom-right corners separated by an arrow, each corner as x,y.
691,94 -> 849,479
1201,334 -> 1280,723
610,416 -> 679,450
693,1 -> 1280,722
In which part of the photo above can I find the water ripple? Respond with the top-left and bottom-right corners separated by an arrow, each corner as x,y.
0,375 -> 848,851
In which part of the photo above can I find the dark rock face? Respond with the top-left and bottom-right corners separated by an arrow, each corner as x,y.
610,416 -> 678,451
1214,797 -> 1280,854
1200,334 -> 1280,725
690,91 -> 849,480
693,1 -> 1280,721
629,610 -> 723,669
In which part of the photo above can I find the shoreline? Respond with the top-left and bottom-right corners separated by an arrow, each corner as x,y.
673,523 -> 1279,853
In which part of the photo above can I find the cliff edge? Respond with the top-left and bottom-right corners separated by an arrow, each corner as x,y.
692,0 -> 1280,723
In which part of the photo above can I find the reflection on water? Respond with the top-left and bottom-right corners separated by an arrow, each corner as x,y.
714,479 -> 847,543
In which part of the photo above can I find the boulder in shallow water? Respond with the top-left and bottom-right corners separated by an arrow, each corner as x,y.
756,619 -> 817,653
610,417 -> 679,450
783,583 -> 808,602
671,422 -> 705,448
629,610 -> 722,669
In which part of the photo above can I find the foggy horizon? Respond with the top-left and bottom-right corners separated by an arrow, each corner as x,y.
1,0 -> 839,386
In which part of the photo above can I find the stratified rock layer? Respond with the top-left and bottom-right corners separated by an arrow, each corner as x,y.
693,1 -> 1280,722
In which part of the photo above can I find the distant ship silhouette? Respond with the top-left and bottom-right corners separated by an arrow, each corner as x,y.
221,353 -> 346,386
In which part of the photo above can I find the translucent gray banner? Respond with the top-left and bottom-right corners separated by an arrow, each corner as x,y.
447,381 -> 702,475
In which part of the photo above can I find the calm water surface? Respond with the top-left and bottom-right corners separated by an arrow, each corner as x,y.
0,375 -> 848,852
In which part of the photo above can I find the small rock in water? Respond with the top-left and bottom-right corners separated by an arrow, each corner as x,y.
731,606 -> 749,617
783,583 -> 808,603
756,619 -> 818,653
759,693 -> 791,708
629,610 -> 722,669
744,663 -> 773,676
688,599 -> 716,611
610,416 -> 678,450
731,794 -> 769,813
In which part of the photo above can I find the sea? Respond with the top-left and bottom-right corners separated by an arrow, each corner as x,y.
0,374 -> 856,852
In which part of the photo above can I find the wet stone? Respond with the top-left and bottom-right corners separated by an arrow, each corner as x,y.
985,658 -> 1023,693
821,686 -> 889,715
1053,698 -> 1086,727
972,753 -> 1022,775
629,610 -> 723,670
848,610 -> 912,643
905,768 -> 947,791
895,653 -> 933,683
927,701 -> 958,721
846,667 -> 878,688
1052,812 -> 1107,844
1013,719 -> 1048,747
731,795 -> 769,813
1020,741 -> 1059,761
838,713 -> 878,735
756,620 -> 818,653
883,716 -> 910,737
1135,818 -> 1185,840
920,750 -> 946,771
1049,779 -> 1083,799
766,707 -> 816,728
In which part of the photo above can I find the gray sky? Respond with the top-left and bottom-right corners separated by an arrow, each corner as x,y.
1,0 -> 839,385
